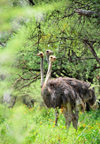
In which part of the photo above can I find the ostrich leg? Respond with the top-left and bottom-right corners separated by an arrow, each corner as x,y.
72,97 -> 86,130
55,108 -> 59,126
63,103 -> 73,129
72,110 -> 79,130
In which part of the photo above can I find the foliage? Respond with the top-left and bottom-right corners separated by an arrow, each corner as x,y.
0,103 -> 100,144
0,0 -> 100,79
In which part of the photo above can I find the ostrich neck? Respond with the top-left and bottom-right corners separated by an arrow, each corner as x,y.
41,57 -> 44,87
46,54 -> 49,65
44,60 -> 52,86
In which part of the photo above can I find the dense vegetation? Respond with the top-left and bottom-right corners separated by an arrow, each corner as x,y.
0,0 -> 100,143
0,102 -> 100,144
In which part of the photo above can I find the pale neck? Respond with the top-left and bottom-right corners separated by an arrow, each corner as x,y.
40,57 -> 44,87
44,60 -> 52,86
46,54 -> 49,64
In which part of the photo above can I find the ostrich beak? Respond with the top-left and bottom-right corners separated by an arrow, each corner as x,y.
37,52 -> 44,57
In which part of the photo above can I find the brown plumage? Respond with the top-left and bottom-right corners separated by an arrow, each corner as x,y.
51,77 -> 96,128
42,78 -> 76,108
62,77 -> 96,107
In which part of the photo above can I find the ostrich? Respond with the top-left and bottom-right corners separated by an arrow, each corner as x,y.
45,50 -> 96,109
45,50 -> 86,126
45,50 -> 85,126
45,50 -> 89,108
37,52 -> 80,129
45,50 -> 96,127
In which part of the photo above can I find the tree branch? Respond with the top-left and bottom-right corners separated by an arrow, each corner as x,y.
21,74 -> 39,89
83,39 -> 100,65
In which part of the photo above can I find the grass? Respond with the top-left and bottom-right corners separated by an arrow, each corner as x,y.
0,103 -> 100,144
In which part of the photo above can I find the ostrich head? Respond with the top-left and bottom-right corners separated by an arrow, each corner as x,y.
49,55 -> 56,62
46,49 -> 53,56
37,52 -> 44,58
46,50 -> 53,63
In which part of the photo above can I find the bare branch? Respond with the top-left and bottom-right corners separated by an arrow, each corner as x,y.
21,74 -> 39,88
83,39 -> 100,65
75,9 -> 100,18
